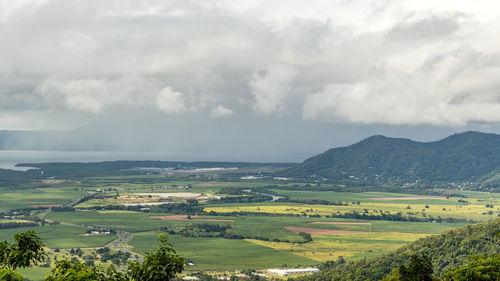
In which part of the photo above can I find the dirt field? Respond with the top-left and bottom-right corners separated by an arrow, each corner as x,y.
149,215 -> 235,222
117,193 -> 220,206
368,196 -> 445,200
28,204 -> 62,208
309,221 -> 371,225
136,192 -> 201,198
285,226 -> 365,235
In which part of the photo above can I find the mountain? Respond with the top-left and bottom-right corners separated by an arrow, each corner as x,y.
281,131 -> 500,185
293,218 -> 500,281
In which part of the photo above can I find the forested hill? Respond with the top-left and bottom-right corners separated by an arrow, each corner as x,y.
292,218 -> 500,281
281,131 -> 500,184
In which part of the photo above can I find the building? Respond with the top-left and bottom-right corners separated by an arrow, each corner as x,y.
267,268 -> 320,276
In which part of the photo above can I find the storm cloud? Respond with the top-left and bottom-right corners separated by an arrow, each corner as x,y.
2,1 -> 500,160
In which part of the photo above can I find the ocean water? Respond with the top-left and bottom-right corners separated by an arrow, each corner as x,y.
0,150 -> 223,170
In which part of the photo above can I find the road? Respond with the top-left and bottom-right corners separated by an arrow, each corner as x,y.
108,231 -> 144,263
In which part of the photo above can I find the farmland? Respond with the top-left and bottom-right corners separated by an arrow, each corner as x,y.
0,165 -> 498,280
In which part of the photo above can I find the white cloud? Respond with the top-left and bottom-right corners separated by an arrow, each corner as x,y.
36,76 -> 159,114
250,64 -> 297,114
303,47 -> 500,126
2,1 -> 500,129
156,87 -> 187,114
37,78 -> 108,114
211,105 -> 234,118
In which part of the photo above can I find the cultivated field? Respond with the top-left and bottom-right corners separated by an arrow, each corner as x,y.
0,174 -> 498,280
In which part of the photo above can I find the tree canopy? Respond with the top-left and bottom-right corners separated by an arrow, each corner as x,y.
0,231 -> 184,281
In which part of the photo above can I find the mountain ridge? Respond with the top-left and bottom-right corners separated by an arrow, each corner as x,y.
281,131 -> 500,186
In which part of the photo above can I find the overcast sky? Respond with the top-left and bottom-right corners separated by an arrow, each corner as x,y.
2,0 -> 500,161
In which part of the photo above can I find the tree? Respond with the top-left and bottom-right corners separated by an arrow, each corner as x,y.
0,269 -> 23,281
442,255 -> 500,281
128,234 -> 185,281
381,254 -> 440,281
45,260 -> 128,281
399,254 -> 439,281
0,231 -> 46,271
46,234 -> 184,281
381,269 -> 402,281
1,231 -> 184,281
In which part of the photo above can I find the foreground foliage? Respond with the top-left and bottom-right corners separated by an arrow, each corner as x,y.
381,254 -> 440,281
0,232 -> 184,281
442,254 -> 500,281
0,231 -> 46,281
0,231 -> 46,270
292,218 -> 500,281
44,260 -> 127,281
127,234 -> 185,281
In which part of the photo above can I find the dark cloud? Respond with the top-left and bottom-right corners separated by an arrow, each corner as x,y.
1,1 -> 500,159
386,12 -> 465,42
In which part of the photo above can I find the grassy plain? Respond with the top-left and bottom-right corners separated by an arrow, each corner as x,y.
1,175 -> 499,279
130,232 -> 316,270
269,190 -> 467,205
0,225 -> 116,248
205,201 -> 499,221
0,186 -> 86,212
246,231 -> 430,262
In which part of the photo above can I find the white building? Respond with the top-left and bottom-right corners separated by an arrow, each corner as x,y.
267,268 -> 320,276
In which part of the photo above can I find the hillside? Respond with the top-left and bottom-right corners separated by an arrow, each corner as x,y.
281,131 -> 500,185
293,218 -> 500,281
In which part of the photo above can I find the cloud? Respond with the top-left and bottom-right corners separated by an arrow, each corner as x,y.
156,86 -> 187,114
386,12 -> 466,43
303,47 -> 500,126
37,78 -> 108,114
37,76 -> 160,114
210,105 -> 234,118
2,1 -> 500,130
250,64 -> 297,114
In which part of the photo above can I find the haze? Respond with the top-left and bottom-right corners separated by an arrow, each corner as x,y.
3,0 -> 500,161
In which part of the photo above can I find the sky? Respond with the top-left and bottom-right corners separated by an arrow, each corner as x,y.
2,0 -> 500,161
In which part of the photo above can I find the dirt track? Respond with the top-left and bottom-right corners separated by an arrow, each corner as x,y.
194,182 -> 236,187
309,221 -> 371,225
368,196 -> 445,200
149,215 -> 235,222
285,226 -> 365,235
28,204 -> 62,208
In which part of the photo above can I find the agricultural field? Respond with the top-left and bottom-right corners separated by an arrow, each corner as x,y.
205,201 -> 499,222
0,186 -> 86,212
0,172 -> 499,280
130,233 -> 316,270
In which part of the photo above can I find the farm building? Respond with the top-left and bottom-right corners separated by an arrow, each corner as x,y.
267,268 -> 320,276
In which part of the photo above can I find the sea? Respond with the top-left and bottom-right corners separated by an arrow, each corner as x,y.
0,150 -> 301,171
0,150 -> 224,171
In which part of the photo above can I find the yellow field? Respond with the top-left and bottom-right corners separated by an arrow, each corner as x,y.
205,202 -> 499,221
246,232 -> 429,262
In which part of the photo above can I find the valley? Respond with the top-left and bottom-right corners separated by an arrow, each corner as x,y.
1,167 -> 498,280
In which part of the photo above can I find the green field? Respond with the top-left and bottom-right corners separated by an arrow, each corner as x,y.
130,232 -> 316,270
46,211 -> 217,232
269,189 -> 474,205
0,225 -> 116,248
1,174 -> 499,280
17,267 -> 52,281
205,200 -> 498,222
0,186 -> 86,212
